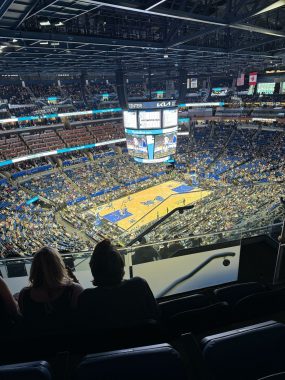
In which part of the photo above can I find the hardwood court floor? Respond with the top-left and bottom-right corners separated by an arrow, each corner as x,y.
89,180 -> 211,232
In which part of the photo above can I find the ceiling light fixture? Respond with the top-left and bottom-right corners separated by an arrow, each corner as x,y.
39,20 -> 51,26
39,41 -> 49,45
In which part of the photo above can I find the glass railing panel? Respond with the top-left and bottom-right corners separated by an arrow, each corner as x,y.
124,234 -> 242,298
1,222 -> 283,297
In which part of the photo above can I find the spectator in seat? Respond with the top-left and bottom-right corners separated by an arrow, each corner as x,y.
168,236 -> 184,257
132,237 -> 159,265
159,242 -> 169,259
0,277 -> 20,327
18,246 -> 83,329
78,239 -> 159,327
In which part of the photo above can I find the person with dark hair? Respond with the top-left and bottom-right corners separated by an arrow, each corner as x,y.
78,239 -> 159,327
18,246 -> 83,329
0,277 -> 20,328
132,237 -> 159,265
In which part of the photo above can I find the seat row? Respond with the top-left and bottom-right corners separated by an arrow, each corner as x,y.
160,281 -> 285,333
2,321 -> 285,380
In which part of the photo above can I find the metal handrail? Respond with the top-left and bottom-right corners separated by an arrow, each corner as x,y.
126,204 -> 194,246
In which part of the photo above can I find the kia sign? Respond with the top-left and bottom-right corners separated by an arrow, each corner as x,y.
129,100 -> 177,110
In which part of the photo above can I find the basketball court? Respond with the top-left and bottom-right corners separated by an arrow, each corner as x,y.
88,180 -> 211,232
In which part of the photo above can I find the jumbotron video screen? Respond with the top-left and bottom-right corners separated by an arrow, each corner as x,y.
123,101 -> 178,163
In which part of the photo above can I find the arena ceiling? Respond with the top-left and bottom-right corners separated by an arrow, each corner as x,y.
0,0 -> 284,74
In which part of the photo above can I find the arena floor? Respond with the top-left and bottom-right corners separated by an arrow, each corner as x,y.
89,180 -> 211,232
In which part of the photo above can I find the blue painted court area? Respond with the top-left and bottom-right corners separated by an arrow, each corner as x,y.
172,184 -> 195,193
103,209 -> 132,223
141,200 -> 155,206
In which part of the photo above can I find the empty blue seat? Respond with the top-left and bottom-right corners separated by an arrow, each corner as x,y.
77,343 -> 188,380
0,361 -> 51,380
202,321 -> 285,380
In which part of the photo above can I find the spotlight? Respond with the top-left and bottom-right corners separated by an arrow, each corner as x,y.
12,39 -> 18,43
39,41 -> 49,45
164,54 -> 169,58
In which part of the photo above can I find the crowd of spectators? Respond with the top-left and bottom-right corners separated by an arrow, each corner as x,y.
86,81 -> 115,96
0,121 -> 284,256
127,83 -> 146,98
0,84 -> 31,105
0,179 -> 91,257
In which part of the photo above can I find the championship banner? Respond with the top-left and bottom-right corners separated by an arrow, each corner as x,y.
190,78 -> 198,88
249,72 -> 257,85
236,73 -> 245,86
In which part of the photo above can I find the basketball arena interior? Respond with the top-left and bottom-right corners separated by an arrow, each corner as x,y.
1,1 -> 285,379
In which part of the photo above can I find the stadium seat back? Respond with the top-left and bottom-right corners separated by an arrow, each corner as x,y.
77,343 -> 188,380
233,287 -> 285,321
0,361 -> 51,380
169,301 -> 231,334
159,293 -> 210,318
202,321 -> 285,380
213,281 -> 265,305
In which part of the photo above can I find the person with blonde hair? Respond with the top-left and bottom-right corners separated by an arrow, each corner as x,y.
18,246 -> 83,328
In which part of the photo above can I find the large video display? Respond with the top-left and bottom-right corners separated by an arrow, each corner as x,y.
154,132 -> 177,159
211,87 -> 228,96
163,109 -> 178,128
257,82 -> 275,94
124,102 -> 178,163
126,134 -> 148,159
138,110 -> 161,129
123,110 -> 137,129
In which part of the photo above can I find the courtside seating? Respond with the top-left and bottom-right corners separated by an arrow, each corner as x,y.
77,343 -> 188,380
0,361 -> 51,380
202,321 -> 285,380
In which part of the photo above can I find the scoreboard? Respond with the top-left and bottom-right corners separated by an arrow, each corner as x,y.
124,101 -> 178,163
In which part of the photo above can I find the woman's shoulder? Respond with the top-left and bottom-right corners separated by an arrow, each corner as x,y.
19,286 -> 31,296
69,282 -> 84,292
